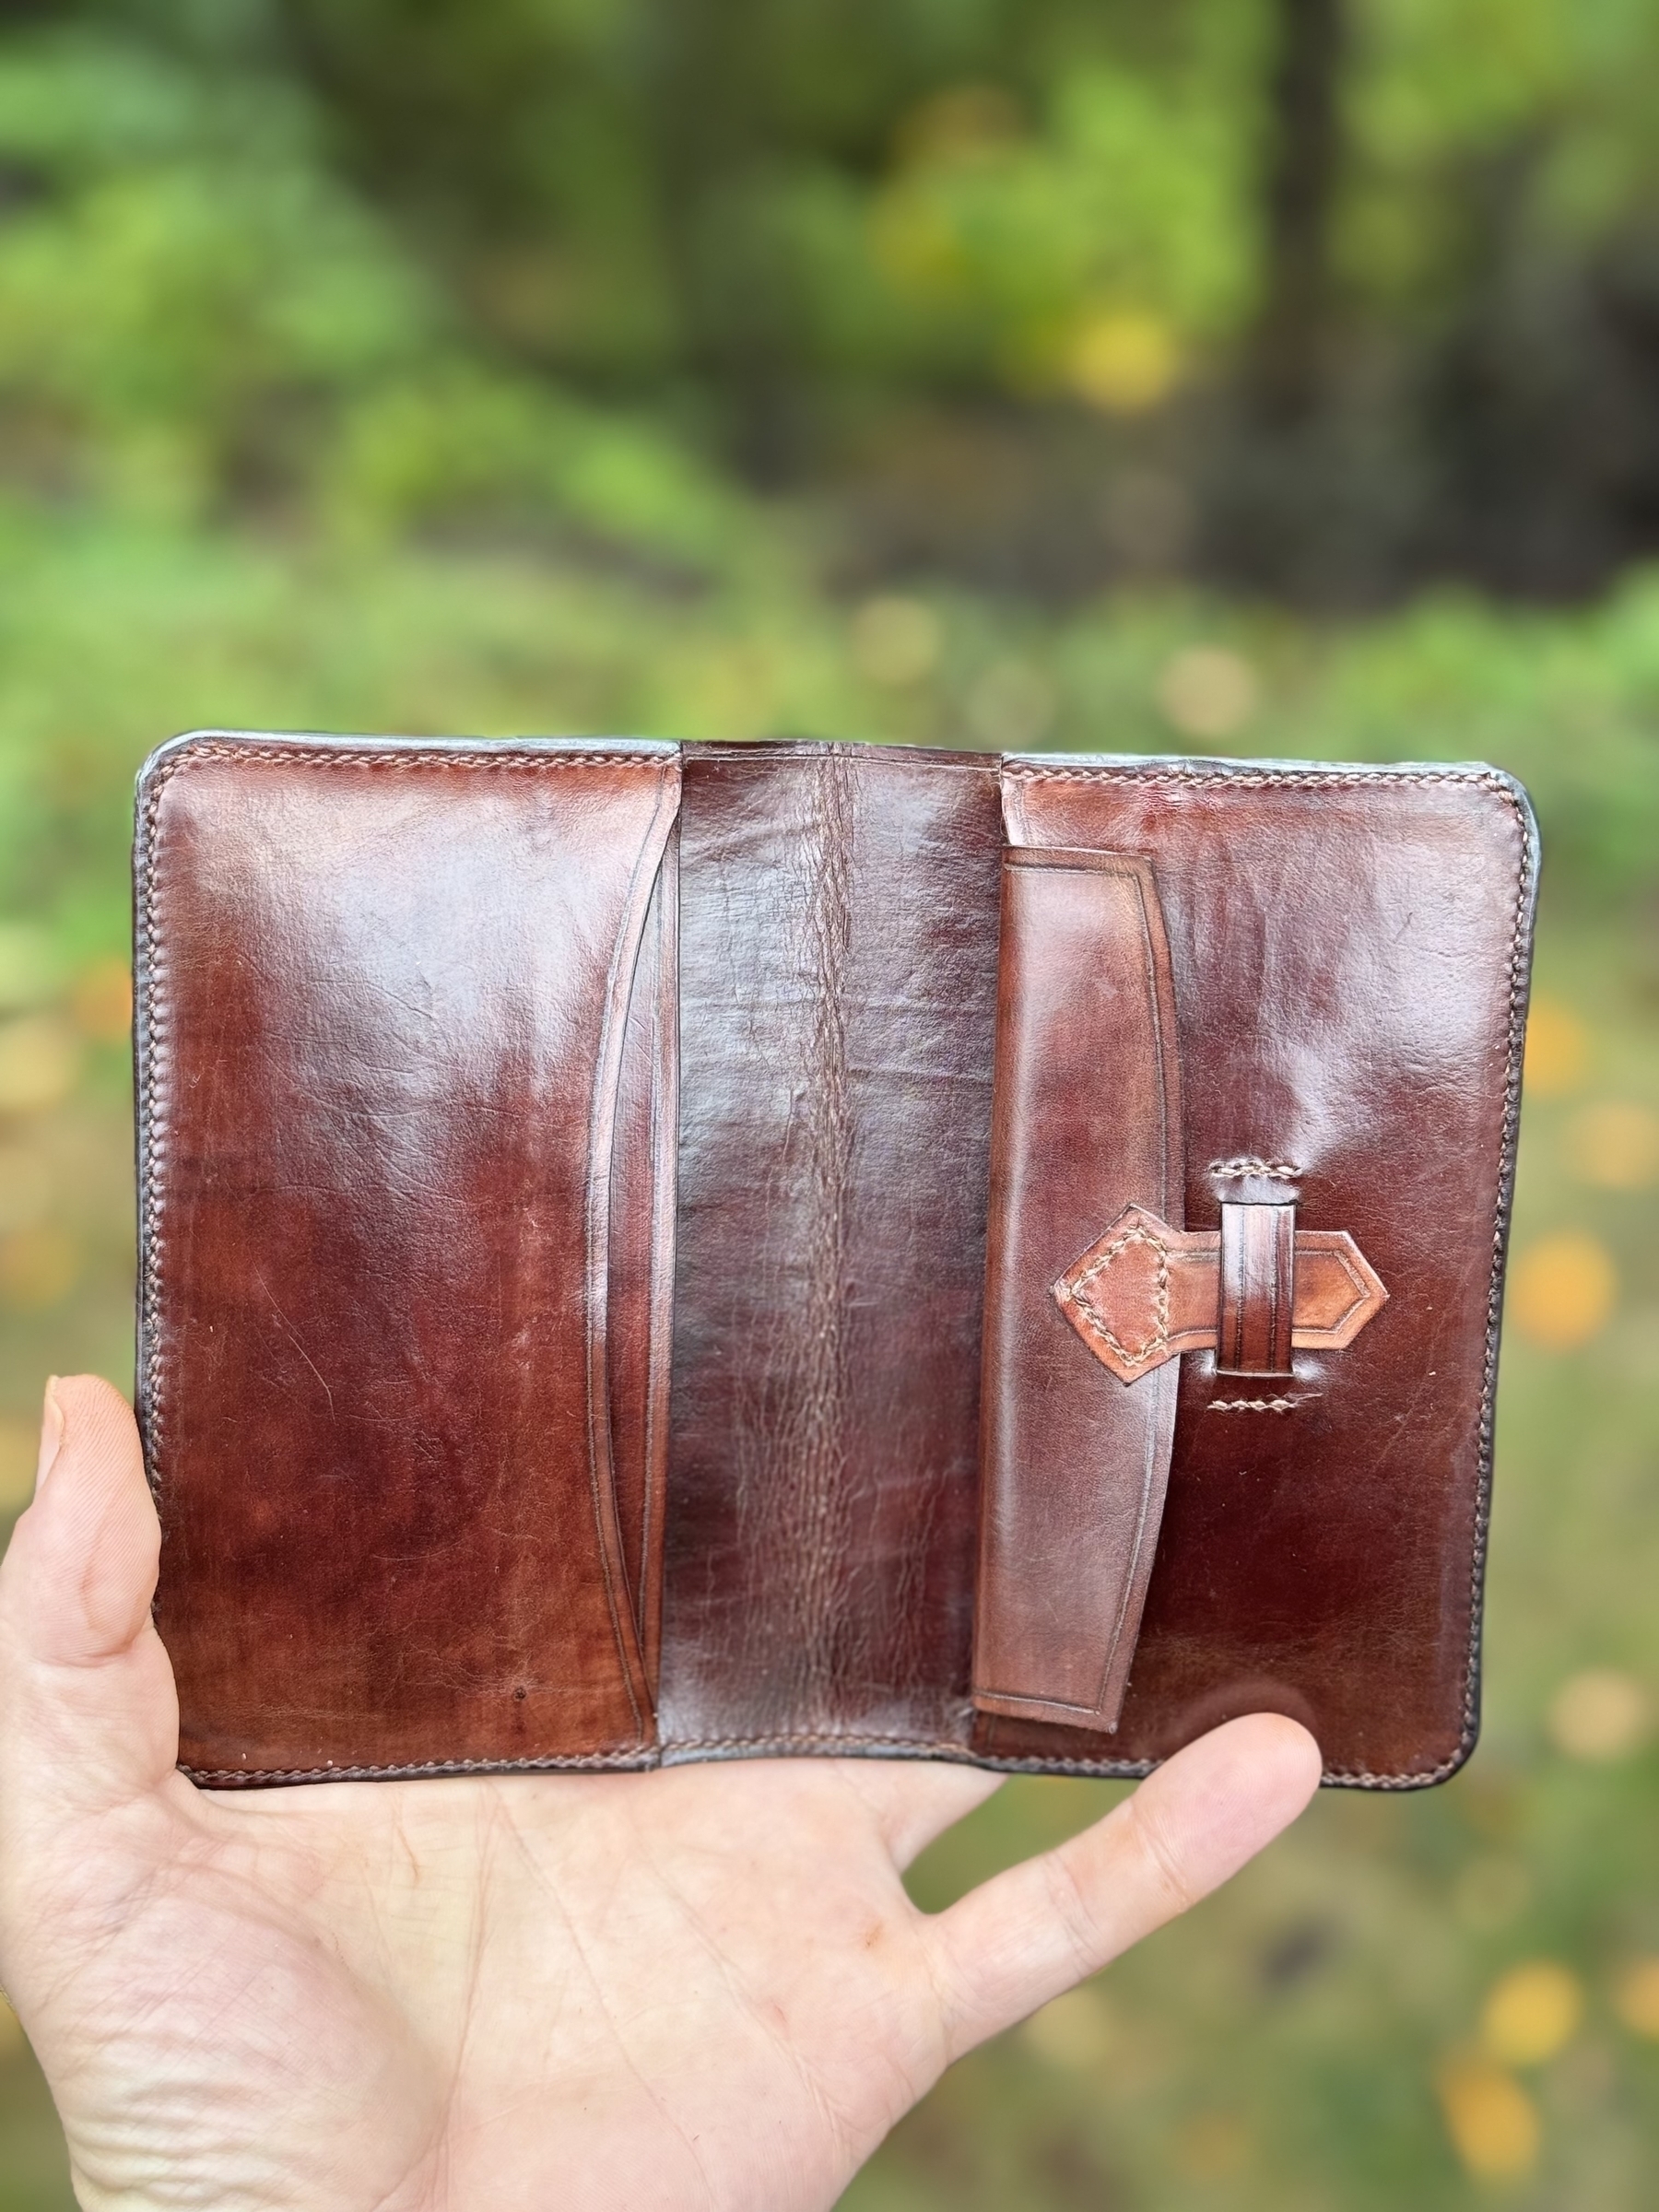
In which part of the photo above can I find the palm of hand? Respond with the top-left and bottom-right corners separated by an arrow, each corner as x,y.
0,1381 -> 1318,2212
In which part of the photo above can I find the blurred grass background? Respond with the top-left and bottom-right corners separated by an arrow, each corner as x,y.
1,2 -> 1659,2206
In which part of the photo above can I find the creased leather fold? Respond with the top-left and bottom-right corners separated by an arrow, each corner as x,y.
971,844 -> 1185,1735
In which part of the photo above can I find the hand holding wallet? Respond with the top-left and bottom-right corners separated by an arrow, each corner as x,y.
133,733 -> 1536,1789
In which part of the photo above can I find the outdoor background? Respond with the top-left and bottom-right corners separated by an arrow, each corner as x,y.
1,0 -> 1658,2204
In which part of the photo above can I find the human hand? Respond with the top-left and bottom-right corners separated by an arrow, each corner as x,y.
0,1377 -> 1320,2212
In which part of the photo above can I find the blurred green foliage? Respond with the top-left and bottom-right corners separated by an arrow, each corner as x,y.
1,2 -> 1659,2208
0,1 -> 1658,591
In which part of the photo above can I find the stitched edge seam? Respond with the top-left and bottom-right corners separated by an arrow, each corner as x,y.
1009,756 -> 1534,1791
1209,1157 -> 1302,1180
135,735 -> 666,1706
151,748 -> 1532,1796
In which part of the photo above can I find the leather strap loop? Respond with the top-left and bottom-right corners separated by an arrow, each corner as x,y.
1217,1200 -> 1298,1378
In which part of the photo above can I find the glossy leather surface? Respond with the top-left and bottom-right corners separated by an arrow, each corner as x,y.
988,759 -> 1535,1783
137,735 -> 678,1779
135,734 -> 1535,1789
659,744 -> 1003,1756
972,849 -> 1182,1735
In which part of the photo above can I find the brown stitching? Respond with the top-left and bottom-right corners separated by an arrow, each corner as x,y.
182,1748 -> 655,1785
1064,1224 -> 1171,1369
1006,763 -> 1521,798
1210,1157 -> 1302,1180
151,744 -> 663,772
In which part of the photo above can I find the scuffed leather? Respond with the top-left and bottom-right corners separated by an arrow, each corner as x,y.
135,734 -> 1537,1790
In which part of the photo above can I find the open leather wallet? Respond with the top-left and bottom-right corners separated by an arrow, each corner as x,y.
133,734 -> 1537,1790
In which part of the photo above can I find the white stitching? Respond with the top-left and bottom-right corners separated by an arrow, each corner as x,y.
151,747 -> 1532,1797
1061,1224 -> 1171,1369
1207,1396 -> 1312,1414
1209,1157 -> 1302,1181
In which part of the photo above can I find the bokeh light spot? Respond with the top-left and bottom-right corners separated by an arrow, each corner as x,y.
1613,1958 -> 1659,2040
1481,1960 -> 1583,2066
0,1224 -> 78,1312
1524,997 -> 1588,1096
1067,310 -> 1180,415
1157,645 -> 1258,739
1436,2057 -> 1540,2180
1547,1667 -> 1649,1760
1511,1230 -> 1616,1349
1562,1100 -> 1659,1189
0,1015 -> 81,1113
71,955 -> 134,1043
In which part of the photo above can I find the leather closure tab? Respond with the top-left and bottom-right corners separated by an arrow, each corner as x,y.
1217,1200 -> 1297,1378
1054,1203 -> 1387,1383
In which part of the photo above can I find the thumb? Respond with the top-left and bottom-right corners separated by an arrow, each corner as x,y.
0,1376 -> 179,1814
923,1712 -> 1322,2059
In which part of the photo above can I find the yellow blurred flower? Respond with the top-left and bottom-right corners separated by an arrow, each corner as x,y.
1021,1983 -> 1118,2070
1436,2056 -> 1540,2181
1562,1100 -> 1659,1190
1510,1230 -> 1616,1349
0,1015 -> 82,1113
1524,996 -> 1588,1096
71,955 -> 135,1044
0,1416 -> 38,1512
1547,1667 -> 1649,1760
1067,310 -> 1180,415
0,1224 -> 79,1312
1613,1957 -> 1659,2039
1157,645 -> 1259,739
1481,1961 -> 1583,2066
850,596 -> 942,687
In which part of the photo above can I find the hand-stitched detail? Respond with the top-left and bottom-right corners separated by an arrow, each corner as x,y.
1057,1222 -> 1171,1373
1209,1157 -> 1302,1181
1207,1395 -> 1313,1414
1003,756 -> 1536,1789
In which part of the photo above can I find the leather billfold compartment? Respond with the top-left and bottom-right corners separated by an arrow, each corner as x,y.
133,733 -> 1537,1790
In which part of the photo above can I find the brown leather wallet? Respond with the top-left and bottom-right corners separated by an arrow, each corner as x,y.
133,733 -> 1537,1790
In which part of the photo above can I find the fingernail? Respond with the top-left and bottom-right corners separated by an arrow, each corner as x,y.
34,1378 -> 64,1496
